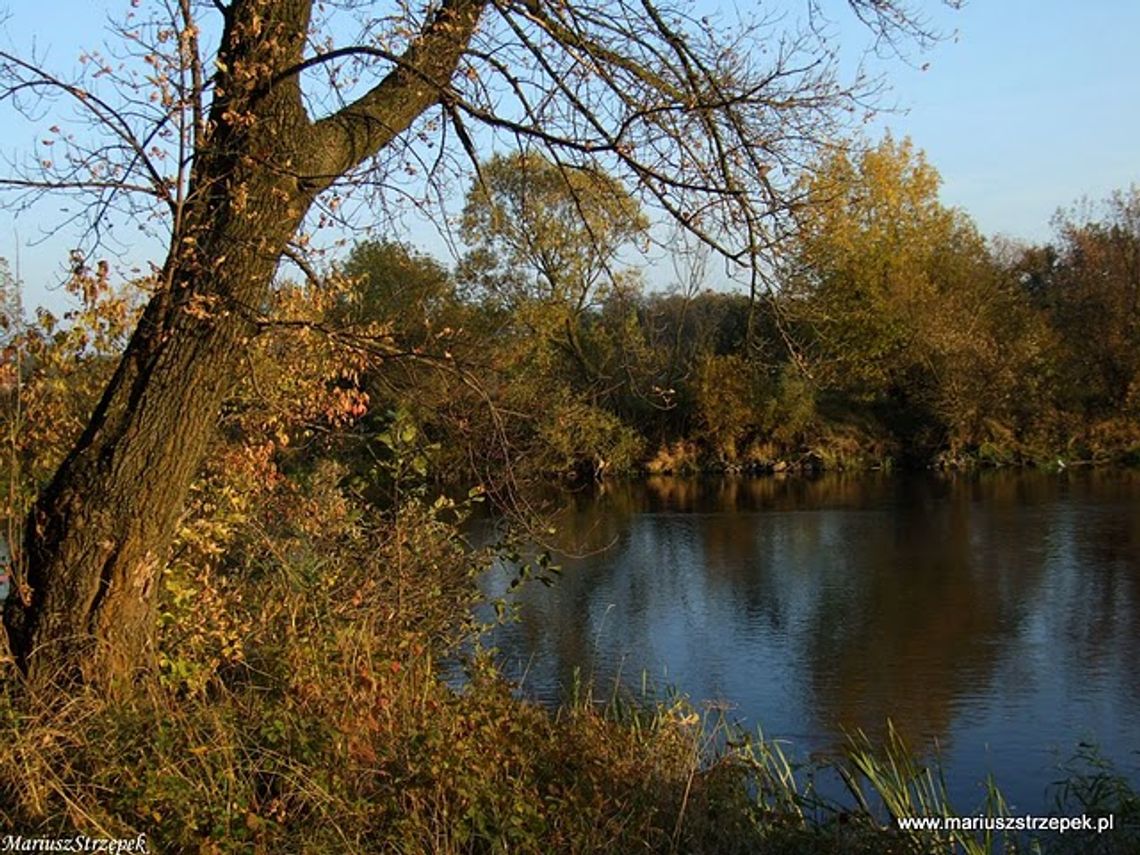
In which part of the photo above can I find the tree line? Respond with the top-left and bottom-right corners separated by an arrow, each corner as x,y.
321,139 -> 1140,484
14,138 -> 1131,514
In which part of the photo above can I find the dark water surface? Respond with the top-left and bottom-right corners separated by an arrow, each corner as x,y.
480,471 -> 1140,814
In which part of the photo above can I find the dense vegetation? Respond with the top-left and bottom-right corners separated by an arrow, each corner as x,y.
292,140 -> 1140,486
2,138 -> 1139,852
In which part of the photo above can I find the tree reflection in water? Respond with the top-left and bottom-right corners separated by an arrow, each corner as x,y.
483,471 -> 1140,813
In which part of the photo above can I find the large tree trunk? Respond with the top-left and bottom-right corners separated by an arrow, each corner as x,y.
4,0 -> 485,688
8,210 -> 302,686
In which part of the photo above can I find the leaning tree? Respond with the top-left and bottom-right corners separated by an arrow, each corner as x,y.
1,0 -> 956,686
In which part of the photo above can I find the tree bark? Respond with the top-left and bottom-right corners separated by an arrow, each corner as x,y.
4,0 -> 486,688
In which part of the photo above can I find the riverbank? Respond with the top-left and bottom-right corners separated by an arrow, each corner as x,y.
620,431 -> 1140,479
3,663 -> 1136,853
4,475 -> 1139,852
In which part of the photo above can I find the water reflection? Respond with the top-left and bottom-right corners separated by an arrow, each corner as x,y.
483,471 -> 1140,812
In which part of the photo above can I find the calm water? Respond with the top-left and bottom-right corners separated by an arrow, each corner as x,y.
480,471 -> 1140,814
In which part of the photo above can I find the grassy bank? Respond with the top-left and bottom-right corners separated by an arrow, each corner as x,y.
635,426 -> 1140,480
2,665 -> 1137,853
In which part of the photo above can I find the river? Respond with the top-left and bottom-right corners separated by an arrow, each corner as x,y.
479,470 -> 1140,815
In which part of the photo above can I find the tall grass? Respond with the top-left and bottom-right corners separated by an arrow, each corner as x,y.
2,663 -> 1138,852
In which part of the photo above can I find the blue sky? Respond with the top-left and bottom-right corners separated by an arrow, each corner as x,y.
862,1 -> 1139,243
1,0 -> 1138,310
